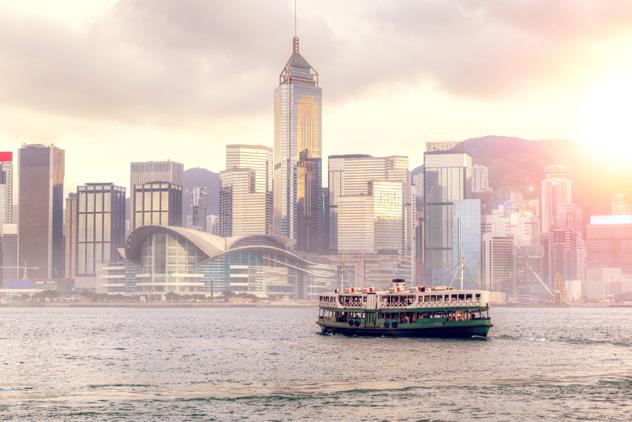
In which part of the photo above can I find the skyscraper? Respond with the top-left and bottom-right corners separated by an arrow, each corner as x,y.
132,182 -> 182,229
0,152 -> 14,285
586,215 -> 632,277
219,168 -> 269,237
327,155 -> 412,254
423,151 -> 472,284
64,193 -> 78,279
541,165 -> 572,234
471,164 -> 491,193
273,35 -> 323,251
482,234 -> 514,292
0,152 -> 13,225
452,199 -> 481,288
544,228 -> 583,286
187,186 -> 208,231
18,144 -> 65,280
76,183 -> 126,276
130,161 -> 183,229
0,223 -> 18,286
226,145 -> 272,194
224,144 -> 273,235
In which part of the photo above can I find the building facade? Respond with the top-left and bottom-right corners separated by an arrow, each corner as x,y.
327,155 -> 412,255
423,151 -> 472,284
132,182 -> 182,229
18,144 -> 65,280
482,234 -> 514,293
219,168 -> 269,237
273,36 -> 323,251
187,186 -> 207,231
0,152 -> 13,225
471,164 -> 491,193
75,183 -> 126,277
221,145 -> 272,237
226,145 -> 272,194
586,215 -> 632,277
0,224 -> 18,286
452,199 -> 481,288
544,228 -> 584,286
64,193 -> 78,279
130,161 -> 183,229
541,165 -> 572,234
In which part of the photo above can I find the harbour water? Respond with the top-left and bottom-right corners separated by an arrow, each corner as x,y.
1,306 -> 632,421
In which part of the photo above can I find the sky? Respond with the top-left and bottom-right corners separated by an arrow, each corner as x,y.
2,0 -> 632,193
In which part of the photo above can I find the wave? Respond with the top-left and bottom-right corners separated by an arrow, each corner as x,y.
490,334 -> 632,348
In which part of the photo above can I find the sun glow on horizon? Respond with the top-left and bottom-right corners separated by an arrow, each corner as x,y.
574,74 -> 632,166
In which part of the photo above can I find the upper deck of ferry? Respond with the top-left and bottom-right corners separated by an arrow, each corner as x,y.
318,281 -> 489,311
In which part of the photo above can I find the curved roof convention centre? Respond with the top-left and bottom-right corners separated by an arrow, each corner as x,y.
122,225 -> 311,265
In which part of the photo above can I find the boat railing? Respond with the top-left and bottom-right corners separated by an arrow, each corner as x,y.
421,300 -> 484,308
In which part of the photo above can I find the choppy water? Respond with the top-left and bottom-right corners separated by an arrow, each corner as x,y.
1,306 -> 632,421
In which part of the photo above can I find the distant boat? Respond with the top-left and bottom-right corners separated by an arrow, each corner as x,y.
316,279 -> 492,338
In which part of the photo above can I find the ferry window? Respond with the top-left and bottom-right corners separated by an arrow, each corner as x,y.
458,294 -> 465,300
466,294 -> 472,300
451,294 -> 457,301
475,294 -> 481,300
430,295 -> 436,302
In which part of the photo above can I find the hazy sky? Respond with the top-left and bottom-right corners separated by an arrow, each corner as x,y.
2,0 -> 632,193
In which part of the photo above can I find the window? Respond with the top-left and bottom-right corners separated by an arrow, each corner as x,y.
86,214 -> 94,242
95,214 -> 103,242
87,193 -> 94,212
104,194 -> 111,212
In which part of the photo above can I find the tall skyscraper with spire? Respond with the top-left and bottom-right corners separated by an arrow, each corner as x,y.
273,32 -> 323,252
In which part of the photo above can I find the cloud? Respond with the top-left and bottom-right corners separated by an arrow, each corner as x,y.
0,0 -> 631,124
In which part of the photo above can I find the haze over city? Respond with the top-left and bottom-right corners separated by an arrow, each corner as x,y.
2,2 -> 632,421
2,0 -> 632,191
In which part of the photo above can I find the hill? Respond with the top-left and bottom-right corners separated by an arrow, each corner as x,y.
414,136 -> 631,217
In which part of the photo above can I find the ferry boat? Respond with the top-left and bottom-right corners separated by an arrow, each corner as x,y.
317,279 -> 492,338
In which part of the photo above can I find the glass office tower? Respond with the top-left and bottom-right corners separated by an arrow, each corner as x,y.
18,144 -> 65,280
76,183 -> 126,276
423,151 -> 472,285
273,36 -> 323,251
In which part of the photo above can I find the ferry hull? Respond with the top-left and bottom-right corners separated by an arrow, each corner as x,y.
318,322 -> 491,338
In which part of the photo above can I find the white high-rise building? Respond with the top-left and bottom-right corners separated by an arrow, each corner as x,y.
541,165 -> 572,234
226,145 -> 272,194
471,164 -> 491,193
328,155 -> 412,256
219,145 -> 272,237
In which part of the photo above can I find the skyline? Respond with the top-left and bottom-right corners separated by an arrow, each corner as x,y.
2,0 -> 632,193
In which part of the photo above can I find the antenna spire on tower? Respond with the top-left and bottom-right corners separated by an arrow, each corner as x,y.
292,0 -> 299,54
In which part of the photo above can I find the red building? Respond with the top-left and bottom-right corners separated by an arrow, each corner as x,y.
586,215 -> 632,277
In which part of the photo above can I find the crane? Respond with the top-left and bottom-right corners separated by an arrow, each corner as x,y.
525,263 -> 568,305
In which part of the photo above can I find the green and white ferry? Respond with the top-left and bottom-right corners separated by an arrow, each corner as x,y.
317,279 -> 492,338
